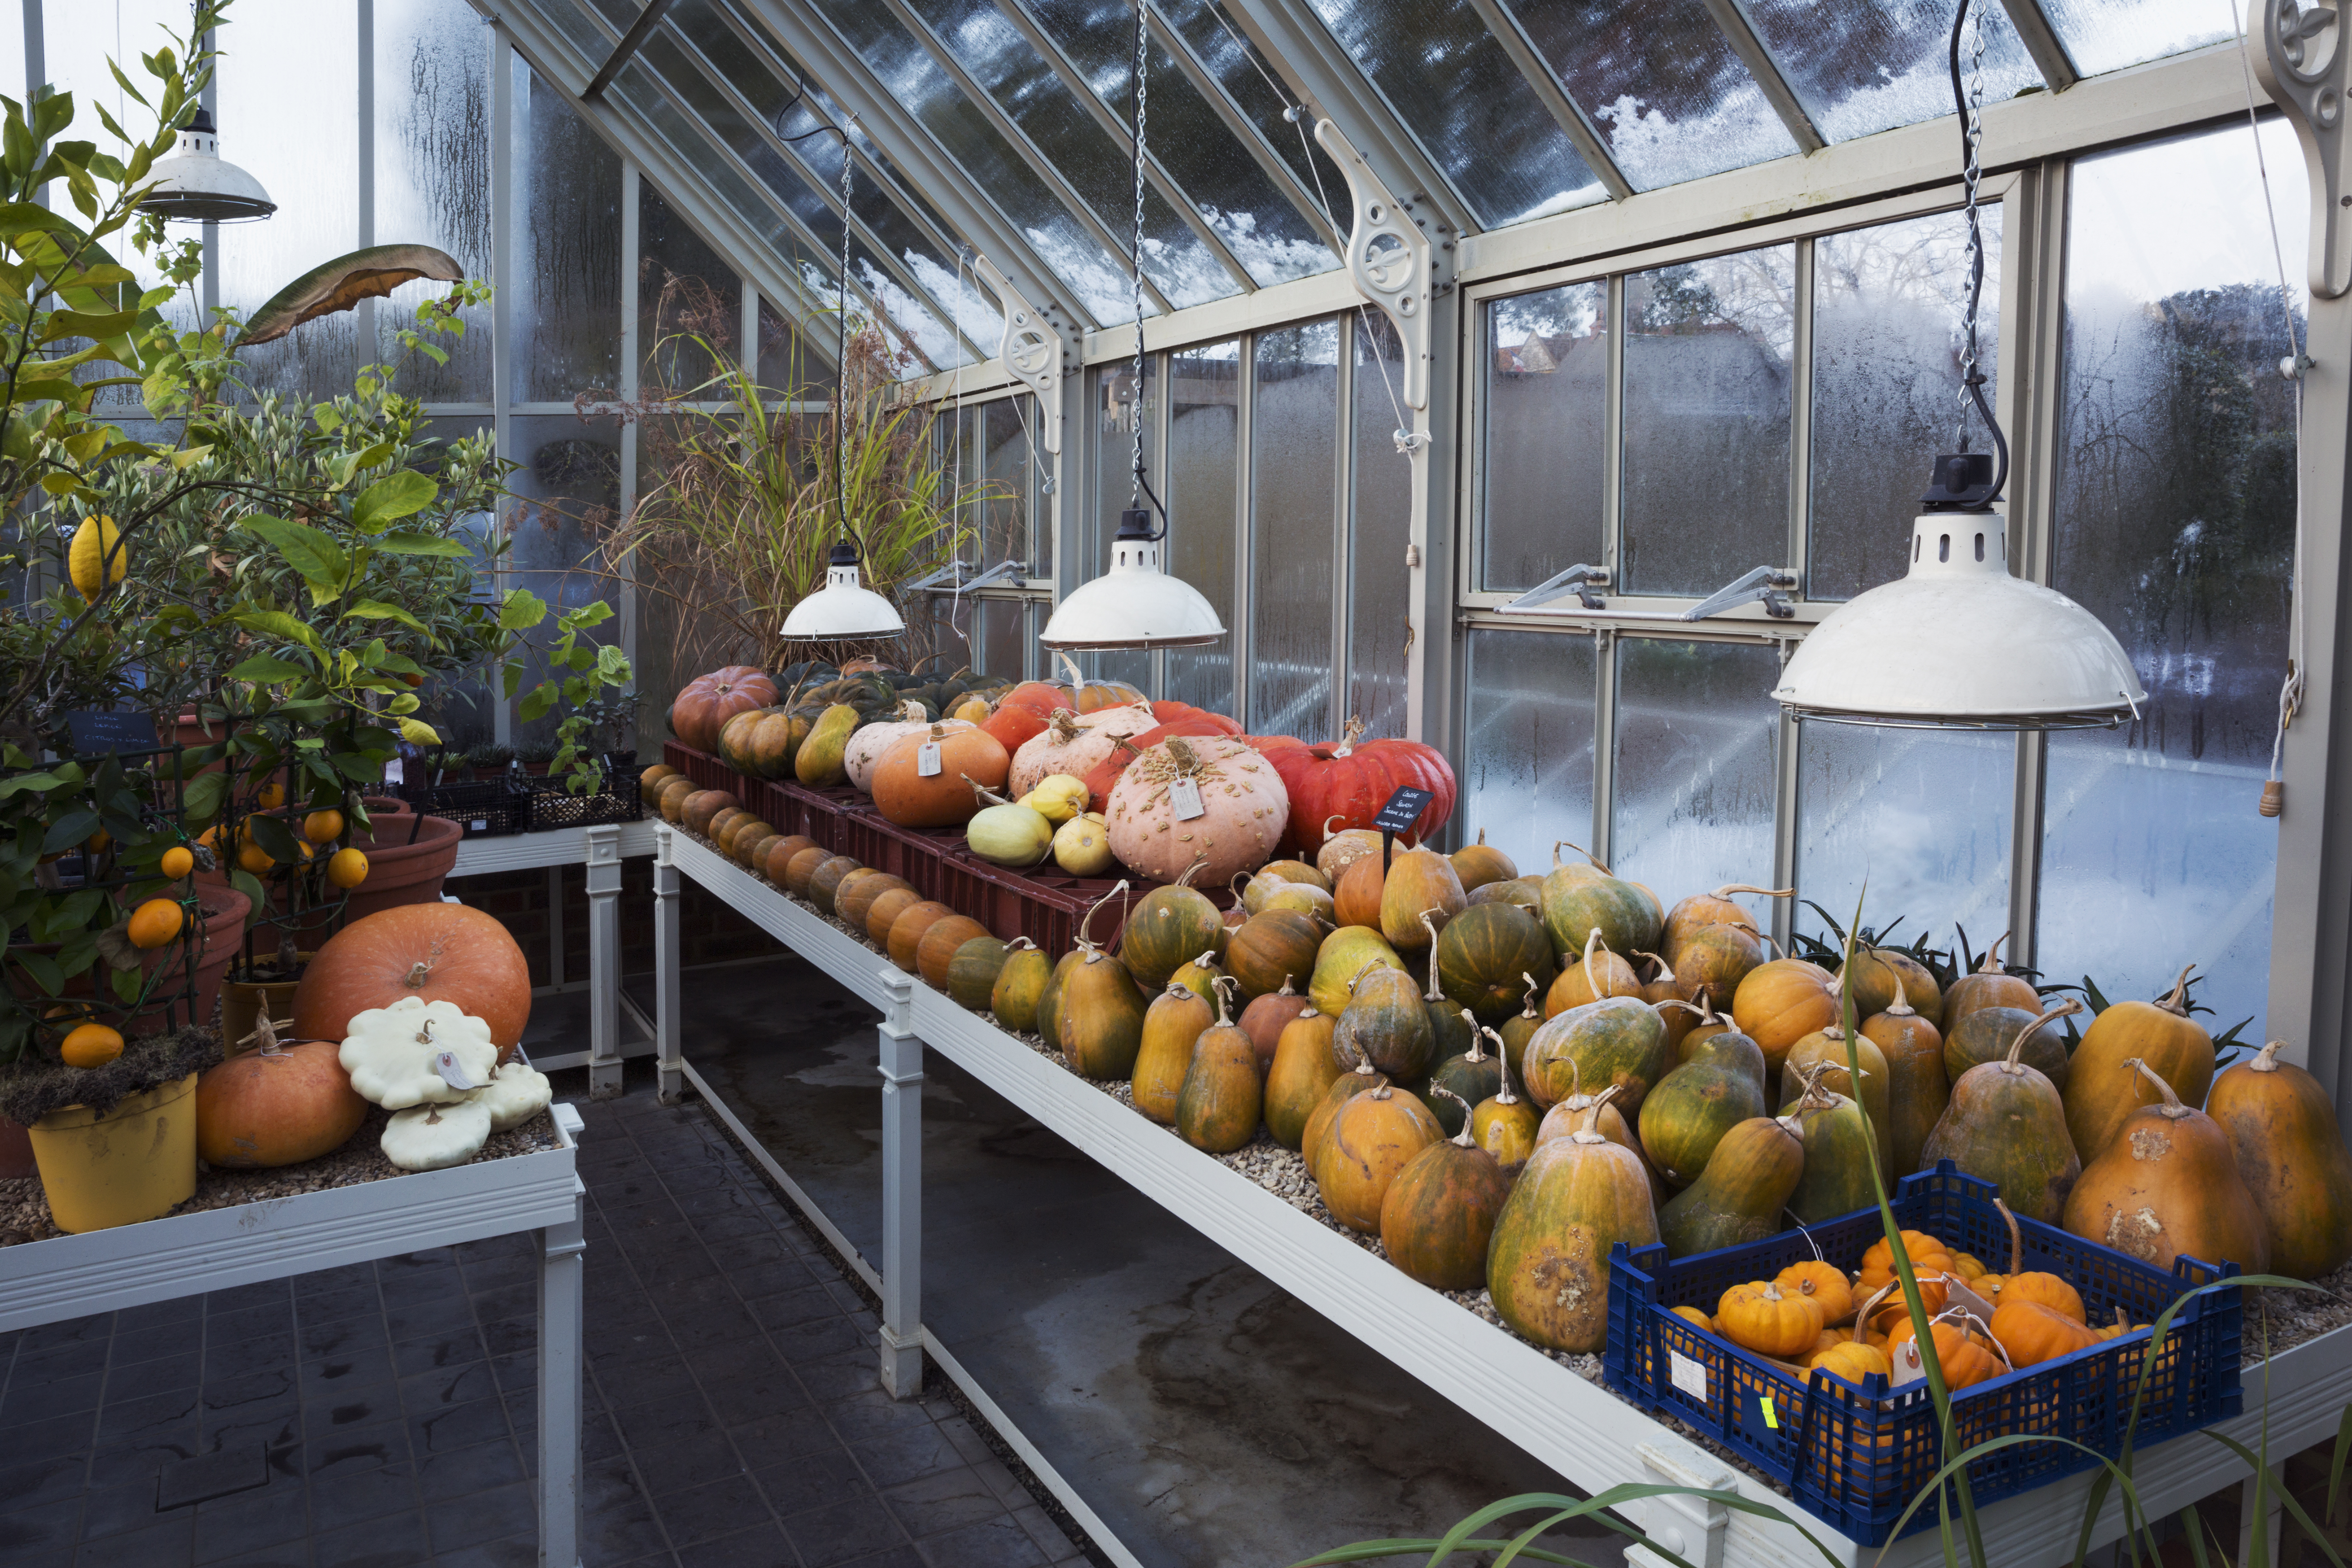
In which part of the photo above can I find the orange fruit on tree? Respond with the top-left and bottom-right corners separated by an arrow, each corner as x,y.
237,840 -> 274,875
255,782 -> 286,809
326,848 -> 368,889
303,809 -> 345,843
127,898 -> 183,949
60,1023 -> 125,1068
160,846 -> 194,879
85,829 -> 110,854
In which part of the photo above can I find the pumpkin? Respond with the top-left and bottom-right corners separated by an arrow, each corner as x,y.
2064,1059 -> 2270,1275
1862,975 -> 1947,1178
806,855 -> 864,914
848,703 -> 975,793
915,915 -> 989,991
1078,715 -> 1256,815
640,764 -> 680,801
734,827 -> 779,870
338,997 -> 500,1109
1243,861 -> 1331,909
2207,1041 -> 2352,1280
1635,953 -> 1691,1049
1859,1231 -> 1954,1291
734,709 -> 810,780
1920,1008 -> 2081,1224
716,708 -> 767,777
1302,1062 -> 1382,1165
1054,811 -> 1116,874
1520,996 -> 1671,1118
1469,875 -> 1544,915
1133,981 -> 1217,1124
1807,1341 -> 1890,1386
1531,1060 -> 1662,1200
682,790 -> 740,837
1259,880 -> 1337,925
1170,949 -> 1227,1006
1639,1026 -> 1769,1186
196,1029 -> 367,1168
655,776 -> 696,822
1991,1300 -> 2100,1368
1988,1199 -> 2085,1322
1313,822 -> 1391,881
1467,1037 -> 1541,1172
670,665 -> 777,751
1380,1090 -> 1512,1290
886,901 -> 958,972
1010,705 -> 1156,799
1105,736 -> 1290,888
1119,864 -> 1227,990
871,725 -> 1011,828
864,886 -> 923,947
1218,908 -> 1317,1003
966,788 -> 1055,868
837,873 -> 912,933
1428,1017 -> 1504,1136
1235,979 -> 1314,1078
990,940 -> 1052,1033
1717,1280 -> 1824,1359
1944,1000 -> 2074,1093
1175,981 -> 1262,1153
1057,947 -> 1151,1080
763,835 -> 819,885
1544,927 -> 1641,1017
1779,1026 -> 1892,1182
1037,952 -> 1079,1055
1893,1316 -> 2008,1391
794,703 -> 859,787
1832,945 -> 1911,1023
1537,843 -> 1661,965
1379,849 -> 1466,951
1450,830 -> 1517,894
1783,1073 -> 1877,1225
291,903 -> 532,1056
1879,950 -> 1945,1027
1313,1076 -> 1442,1232
1261,718 -> 1456,858
1332,964 -> 1435,1082
1332,852 -> 1385,931
946,935 -> 1009,1012
1941,935 -> 2041,1034
1659,882 -> 1786,957
1730,960 -> 1839,1074
1486,1092 -> 1660,1353
1778,1260 -> 1856,1327
2065,965 -> 2216,1165
1497,973 -> 1546,1067
1309,926 -> 1404,1016
1266,1009 -> 1342,1148
981,677 -> 1128,752
782,845 -> 833,897
1658,1116 -> 1804,1259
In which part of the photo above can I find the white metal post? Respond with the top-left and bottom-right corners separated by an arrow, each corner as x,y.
653,825 -> 682,1104
876,966 -> 924,1399
356,0 -> 375,368
490,26 -> 515,749
537,1104 -> 587,1568
584,825 -> 622,1099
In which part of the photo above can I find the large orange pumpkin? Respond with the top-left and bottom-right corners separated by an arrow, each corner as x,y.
871,725 -> 1011,827
669,666 -> 777,752
196,1036 -> 368,1168
291,903 -> 533,1056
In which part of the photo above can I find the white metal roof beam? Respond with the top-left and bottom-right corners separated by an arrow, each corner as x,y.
1139,0 -> 1341,251
1696,0 -> 1825,154
1459,0 -> 1635,201
741,0 -> 1101,335
1997,0 -> 2082,92
985,0 -> 1256,293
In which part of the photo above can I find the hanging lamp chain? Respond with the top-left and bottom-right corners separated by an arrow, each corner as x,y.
1956,0 -> 1986,454
1128,0 -> 1149,514
839,119 -> 855,544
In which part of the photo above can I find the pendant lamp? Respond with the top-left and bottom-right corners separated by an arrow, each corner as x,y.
780,119 -> 904,643
1772,0 -> 2142,731
141,107 -> 276,223
1036,0 -> 1226,654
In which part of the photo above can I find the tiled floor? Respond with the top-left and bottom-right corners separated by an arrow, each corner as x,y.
0,1067 -> 1087,1568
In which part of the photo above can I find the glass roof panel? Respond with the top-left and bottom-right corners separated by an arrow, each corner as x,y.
1302,0 -> 1606,228
2036,0 -> 2229,75
1021,0 -> 1336,285
1741,0 -> 2042,143
1496,0 -> 1797,189
796,0 -> 1143,320
896,0 -> 1236,307
1152,0 -> 1349,223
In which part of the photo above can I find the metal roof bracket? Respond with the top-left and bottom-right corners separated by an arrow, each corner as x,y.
972,253 -> 1065,455
1313,118 -> 1431,410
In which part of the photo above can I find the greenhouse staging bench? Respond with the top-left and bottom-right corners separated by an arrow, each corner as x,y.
648,824 -> 2352,1568
0,1099 -> 591,1568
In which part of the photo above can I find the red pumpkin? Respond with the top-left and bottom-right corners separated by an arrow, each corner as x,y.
196,1036 -> 368,1168
1149,700 -> 1243,735
669,666 -> 777,752
1262,718 -> 1455,857
291,903 -> 534,1055
981,681 -> 1070,752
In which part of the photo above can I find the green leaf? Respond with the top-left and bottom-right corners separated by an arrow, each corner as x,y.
372,531 -> 472,557
342,598 -> 428,633
498,588 -> 548,632
352,469 -> 437,531
245,813 -> 300,865
54,928 -> 97,979
41,809 -> 98,854
230,609 -> 325,654
12,950 -> 60,997
180,769 -> 226,823
519,682 -> 556,724
227,654 -> 310,684
229,867 -> 268,910
396,717 -> 441,746
240,515 -> 350,604
0,771 -> 63,799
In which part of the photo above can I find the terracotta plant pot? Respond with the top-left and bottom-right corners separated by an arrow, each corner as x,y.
339,810 -> 463,923
9,883 -> 250,1037
0,1118 -> 33,1179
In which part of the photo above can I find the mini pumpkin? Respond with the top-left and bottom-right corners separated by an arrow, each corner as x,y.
1716,1280 -> 1824,1360
1774,1260 -> 1855,1327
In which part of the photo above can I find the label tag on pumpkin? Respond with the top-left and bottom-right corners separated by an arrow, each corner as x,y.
432,1050 -> 482,1092
1168,777 -> 1205,821
1892,1338 -> 1928,1387
916,742 -> 942,778
1372,785 -> 1433,834
1668,1349 -> 1707,1402
1939,1274 -> 1997,1324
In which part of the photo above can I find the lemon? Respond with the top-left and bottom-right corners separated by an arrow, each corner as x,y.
68,515 -> 125,601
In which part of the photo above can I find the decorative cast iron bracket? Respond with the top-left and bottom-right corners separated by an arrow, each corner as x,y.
2253,0 -> 2352,298
971,253 -> 1065,452
1311,119 -> 1432,411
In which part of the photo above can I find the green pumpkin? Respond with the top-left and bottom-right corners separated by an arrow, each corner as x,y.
1520,996 -> 1672,1119
1784,1086 -> 1878,1224
1638,1030 -> 1769,1186
1944,1003 -> 2070,1092
1658,1115 -> 1806,1259
1226,909 -> 1325,1000
1037,951 -> 1082,1054
992,940 -> 1053,1034
1466,876 -> 1543,914
1427,1024 -> 1505,1137
1310,926 -> 1405,1016
1778,1027 -> 1893,1184
1486,1106 -> 1660,1352
1422,978 -> 1477,1071
1433,903 -> 1558,1027
1378,1098 -> 1513,1291
1331,966 -> 1434,1082
1918,1009 -> 2080,1223
1537,845 -> 1663,965
1056,951 -> 1149,1079
1120,877 -> 1227,991
1175,1015 -> 1263,1154
946,936 -> 1009,1013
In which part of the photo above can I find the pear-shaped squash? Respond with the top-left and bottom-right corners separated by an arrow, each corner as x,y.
1668,921 -> 1765,1020
1468,1030 -> 1541,1171
1332,964 -> 1435,1082
1169,948 -> 1227,1007
1133,981 -> 1217,1124
1310,926 -> 1404,1016
1381,849 -> 1467,951
1449,830 -> 1517,894
1945,1000 -> 2074,1092
1641,1027 -> 1770,1186
991,940 -> 1053,1034
1520,995 -> 1671,1118
1862,975 -> 1947,1178
885,901 -> 957,973
1533,1059 -> 1668,1209
1881,949 -> 1945,1027
1941,935 -> 2041,1035
1658,1115 -> 1806,1259
1433,901 -> 1556,1026
2206,1042 -> 2352,1280
1037,950 -> 1080,1055
1175,982 -> 1262,1153
1312,1077 -> 1442,1232
1538,842 -> 1662,965
1833,945 -> 1911,1023
945,935 -> 1010,1012
1265,1009 -> 1342,1149
1418,943 -> 1477,1069
1732,959 -> 1840,1074
1659,882 -> 1786,958
1119,864 -> 1227,991
1302,1062 -> 1381,1166
1380,1089 -> 1512,1290
1428,1012 -> 1503,1136
1779,1026 -> 1893,1183
1333,851 -> 1386,929
915,915 -> 989,991
1487,1090 -> 1661,1353
2062,1059 -> 2270,1275
1785,1072 -> 1879,1224
1226,909 -> 1324,1000
1237,979 -> 1313,1078
1057,948 -> 1151,1081
864,886 -> 923,948
1498,973 -> 1545,1069
1468,876 -> 1544,914
2065,966 -> 2215,1165
1544,927 -> 1642,1017
1920,1006 -> 2082,1224
1637,953 -> 1694,1054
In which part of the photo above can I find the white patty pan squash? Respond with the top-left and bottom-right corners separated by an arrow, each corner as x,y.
340,996 -> 500,1110
381,1097 -> 493,1171
478,1060 -> 554,1132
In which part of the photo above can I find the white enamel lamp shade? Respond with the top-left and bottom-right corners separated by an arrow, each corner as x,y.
781,541 -> 905,640
1774,510 -> 2145,728
141,108 -> 277,223
1037,512 -> 1224,651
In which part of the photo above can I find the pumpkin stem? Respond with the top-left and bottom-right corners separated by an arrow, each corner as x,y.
1077,879 -> 1131,953
1979,932 -> 2010,974
404,959 -> 433,988
1332,715 -> 1365,759
1172,855 -> 1207,889
2002,999 -> 2083,1073
1345,959 -> 1387,995
1756,931 -> 1785,959
1462,1014 -> 1489,1063
1050,709 -> 1082,744
1430,1084 -> 1478,1148
1321,814 -> 1349,845
1634,950 -> 1674,986
1165,736 -> 1201,775
1710,883 -> 1794,901
1886,973 -> 1914,1018
1569,1084 -> 1620,1142
1994,1196 -> 2024,1276
1005,937 -> 1036,952
2251,1041 -> 2286,1073
1210,973 -> 1237,1025
1276,975 -> 1297,997
1519,973 -> 1541,1019
963,773 -> 1013,808
1550,839 -> 1612,875
2158,964 -> 2196,1016
2125,1056 -> 2191,1117
1579,927 -> 1610,997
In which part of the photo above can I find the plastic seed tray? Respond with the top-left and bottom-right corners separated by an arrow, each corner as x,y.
396,778 -> 529,838
1602,1165 -> 2243,1545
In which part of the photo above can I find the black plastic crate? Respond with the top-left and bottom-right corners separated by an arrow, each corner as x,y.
399,778 -> 529,838
519,761 -> 644,832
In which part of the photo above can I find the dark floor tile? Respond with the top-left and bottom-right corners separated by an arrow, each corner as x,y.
398,1359 -> 499,1413
428,1529 -> 540,1568
745,1285 -> 839,1335
877,1467 -> 1006,1543
75,1512 -> 196,1568
118,1350 -> 202,1395
820,1393 -> 936,1446
299,1314 -> 388,1360
656,1158 -> 732,1195
678,1522 -> 797,1568
581,1494 -> 670,1563
752,1447 -> 870,1520
153,1436 -> 270,1511
19,1316 -> 109,1352
0,1496 -> 80,1564
191,1483 -> 307,1564
378,1266 -> 464,1309
203,1331 -> 296,1382
456,1252 -> 535,1290
73,1474 -> 178,1543
97,1387 -> 202,1446
391,1330 -> 487,1379
793,1358 -> 882,1405
781,1494 -> 910,1568
703,1373 -> 811,1438
631,1428 -> 743,1501
205,1300 -> 296,1343
408,1398 -> 513,1457
423,1478 -> 538,1555
310,1504 -> 430,1568
592,1353 -> 692,1413
1007,1504 -> 1078,1560
416,1438 -> 525,1505
612,1390 -> 719,1453
294,1263 -> 378,1299
86,1435 -> 201,1490
302,1417 -> 409,1480
849,1424 -> 964,1491
485,1352 -> 537,1398
726,1405 -> 836,1472
208,1279 -> 294,1316
112,1299 -> 203,1341
769,1318 -> 863,1366
911,1515 -> 1049,1568
584,1318 -> 673,1360
10,1342 -> 109,1385
836,1549 -> 925,1568
0,1454 -> 88,1512
479,1319 -> 535,1360
204,1407 -> 304,1457
202,1367 -> 297,1415
653,1473 -> 773,1549
469,1282 -> 536,1326
384,1295 -> 476,1344
0,1372 -> 102,1427
300,1345 -> 396,1401
307,1458 -> 420,1533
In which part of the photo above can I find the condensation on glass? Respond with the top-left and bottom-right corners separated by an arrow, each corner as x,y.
969,596 -> 1034,682
1612,638 -> 1780,900
514,64 -> 623,403
1462,630 -> 1597,873
2040,121 -> 2303,1039
1740,0 -> 2041,144
1166,341 -> 1242,715
41,0 -> 189,322
377,0 -> 491,402
1621,247 -> 1794,597
506,414 -> 626,742
2037,0 -> 2232,77
1250,322 -> 1339,740
1350,315 -> 1411,738
1495,0 -> 1796,190
1809,208 -> 2001,602
639,182 -> 743,393
1150,0 -> 1349,221
1482,281 -> 1606,593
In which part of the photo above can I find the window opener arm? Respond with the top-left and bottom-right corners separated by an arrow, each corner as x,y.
1679,565 -> 1799,621
1499,564 -> 1611,612
969,253 -> 1065,452
905,559 -> 1026,593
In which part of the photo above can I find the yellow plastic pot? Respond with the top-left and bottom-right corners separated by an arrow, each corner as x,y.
30,1073 -> 200,1233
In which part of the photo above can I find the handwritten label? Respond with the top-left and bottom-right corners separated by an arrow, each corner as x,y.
63,709 -> 159,755
1168,777 -> 1205,821
916,741 -> 942,778
432,1050 -> 481,1091
1669,1349 -> 1707,1402
1372,785 -> 1433,834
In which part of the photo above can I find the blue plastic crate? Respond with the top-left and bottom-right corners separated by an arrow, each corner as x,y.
1602,1164 -> 2242,1545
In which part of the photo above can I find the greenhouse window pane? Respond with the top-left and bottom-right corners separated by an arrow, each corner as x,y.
378,0 -> 491,403
1809,208 -> 2001,602
1302,0 -> 1605,227
515,65 -> 623,403
1795,723 -> 2011,959
1740,0 -> 2042,144
1350,316 -> 1411,738
2039,120 -> 2304,1041
639,182 -> 742,392
758,296 -> 831,396
1463,631 -> 1597,873
800,0 -> 1137,321
1621,248 -> 1794,597
1482,282 -> 1606,593
896,0 -> 1234,307
969,596 -> 1034,681
1495,0 -> 1795,189
1022,0 -> 1333,285
1251,323 -> 1340,741
1166,343 -> 1241,717
2039,0 -> 2230,75
979,396 -> 1043,573
1613,639 -> 1780,898
1153,0 -> 1348,220
508,414 -> 624,744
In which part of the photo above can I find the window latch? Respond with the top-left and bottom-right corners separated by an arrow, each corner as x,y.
1500,563 -> 1610,613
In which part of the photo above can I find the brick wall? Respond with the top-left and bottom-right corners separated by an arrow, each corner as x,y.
448,859 -> 775,986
